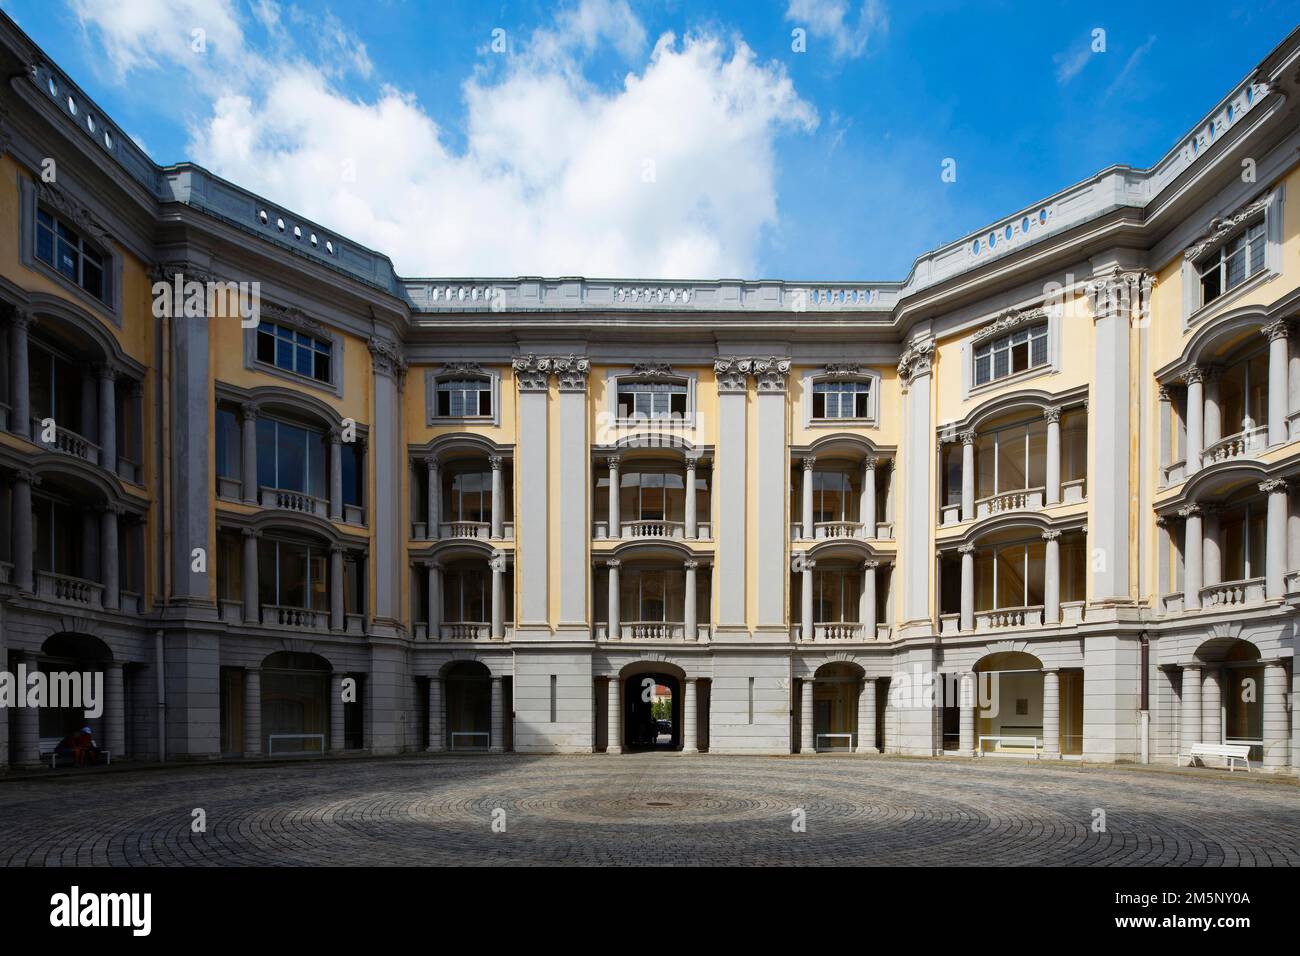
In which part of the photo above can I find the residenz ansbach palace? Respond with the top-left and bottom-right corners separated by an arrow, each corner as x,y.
0,11 -> 1298,773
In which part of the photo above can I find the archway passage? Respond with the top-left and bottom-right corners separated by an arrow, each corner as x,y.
623,672 -> 681,751
38,633 -> 112,744
809,662 -> 863,752
261,652 -> 330,755
444,661 -> 492,751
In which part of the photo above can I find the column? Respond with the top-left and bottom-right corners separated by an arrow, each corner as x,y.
490,551 -> 505,638
243,667 -> 262,756
1288,482 -> 1300,573
129,379 -> 144,472
1201,667 -> 1222,745
330,672 -> 345,753
713,359 -> 747,628
240,404 -> 258,504
329,545 -> 345,631
425,456 -> 439,539
1202,504 -> 1222,588
1158,387 -> 1173,473
901,339 -> 936,621
684,456 -> 698,538
604,559 -> 622,639
683,560 -> 698,641
607,677 -> 622,754
0,605 -> 6,768
1185,367 -> 1204,475
960,430 -> 975,521
1044,406 -> 1061,505
1180,663 -> 1202,751
801,557 -> 815,641
368,337 -> 405,629
959,545 -> 975,632
683,678 -> 698,753
8,309 -> 32,438
490,677 -> 504,752
1262,660 -> 1289,771
489,455 -> 504,539
606,455 -> 621,537
512,356 -> 550,628
861,560 -> 878,639
241,528 -> 260,623
427,677 -> 445,752
97,363 -> 117,473
958,671 -> 976,756
1262,478 -> 1288,599
13,469 -> 34,592
427,561 -> 442,638
1203,366 -> 1223,448
328,427 -> 343,520
15,651 -> 39,766
1181,505 -> 1202,610
862,457 -> 877,538
1042,669 -> 1061,758
856,677 -> 877,752
1042,531 -> 1060,624
801,678 -> 815,753
1266,321 -> 1289,446
801,456 -> 815,538
105,662 -> 125,758
100,505 -> 120,611
555,359 -> 590,632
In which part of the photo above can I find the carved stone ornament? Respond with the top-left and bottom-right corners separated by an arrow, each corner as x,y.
897,337 -> 935,383
261,301 -> 327,337
37,181 -> 110,244
971,307 -> 1047,346
821,362 -> 865,379
714,357 -> 748,392
628,362 -> 675,378
512,354 -> 551,391
1184,194 -> 1272,262
553,354 -> 592,391
748,356 -> 791,392
439,360 -> 487,378
367,336 -> 407,377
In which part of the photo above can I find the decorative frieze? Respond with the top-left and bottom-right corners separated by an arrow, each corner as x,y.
510,353 -> 590,391
821,362 -> 865,379
713,356 -> 790,392
627,361 -> 675,378
261,301 -> 327,337
971,307 -> 1047,345
512,354 -> 550,391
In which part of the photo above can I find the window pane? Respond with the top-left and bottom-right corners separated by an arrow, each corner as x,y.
998,429 -> 1027,493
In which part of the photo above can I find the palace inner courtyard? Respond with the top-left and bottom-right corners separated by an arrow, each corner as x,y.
0,755 -> 1296,866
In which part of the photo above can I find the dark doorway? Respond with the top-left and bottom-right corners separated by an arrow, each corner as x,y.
623,672 -> 680,751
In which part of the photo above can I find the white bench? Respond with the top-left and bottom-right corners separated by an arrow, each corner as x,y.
814,733 -> 853,752
1178,742 -> 1251,772
978,735 -> 1041,757
40,736 -> 112,769
449,731 -> 491,751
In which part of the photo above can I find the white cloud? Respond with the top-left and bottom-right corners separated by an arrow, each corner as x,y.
1053,45 -> 1092,84
784,0 -> 887,60
70,0 -> 816,278
1104,35 -> 1157,100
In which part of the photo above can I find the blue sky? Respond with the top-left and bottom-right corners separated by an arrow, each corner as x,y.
3,0 -> 1295,280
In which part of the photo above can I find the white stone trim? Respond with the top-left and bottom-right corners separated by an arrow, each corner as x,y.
604,365 -> 699,428
800,365 -> 881,430
425,363 -> 502,427
961,304 -> 1061,402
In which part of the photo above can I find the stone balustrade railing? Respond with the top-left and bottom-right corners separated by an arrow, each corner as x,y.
35,571 -> 104,608
975,487 -> 1045,519
1199,577 -> 1266,608
260,486 -> 328,517
1202,427 -> 1266,467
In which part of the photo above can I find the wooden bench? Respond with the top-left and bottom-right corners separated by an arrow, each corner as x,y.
1178,742 -> 1250,772
39,737 -> 112,769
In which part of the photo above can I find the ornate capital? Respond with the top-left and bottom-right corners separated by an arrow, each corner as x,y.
714,357 -> 748,392
958,544 -> 976,555
490,550 -> 508,573
1259,478 -> 1288,495
7,305 -> 34,332
606,558 -> 621,569
242,527 -> 261,540
488,455 -> 504,471
553,354 -> 591,392
749,356 -> 791,392
605,454 -> 621,470
897,337 -> 935,385
863,456 -> 879,471
240,402 -> 258,422
802,456 -> 816,472
959,429 -> 976,446
1183,364 -> 1206,386
512,353 -> 550,391
1041,530 -> 1062,541
1177,504 -> 1202,519
1262,320 -> 1290,342
367,337 -> 407,378
683,559 -> 700,571
863,559 -> 880,571
1042,405 -> 1061,424
424,454 -> 440,472
1157,384 -> 1173,402
329,543 -> 347,556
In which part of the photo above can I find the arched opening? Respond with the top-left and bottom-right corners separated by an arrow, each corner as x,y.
261,651 -> 330,755
37,632 -> 111,744
616,662 -> 687,752
1195,637 -> 1268,763
444,661 -> 492,751
809,661 -> 863,752
973,651 -> 1046,756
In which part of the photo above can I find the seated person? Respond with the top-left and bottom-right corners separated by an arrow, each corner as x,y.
54,726 -> 102,767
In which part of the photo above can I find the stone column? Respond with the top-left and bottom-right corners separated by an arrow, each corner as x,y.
958,671 -> 976,756
490,551 -> 506,638
328,427 -> 343,520
368,337 -> 406,631
1262,478 -> 1288,599
684,560 -> 698,641
13,469 -> 35,592
0,605 -> 6,768
426,561 -> 442,638
862,457 -> 877,538
1201,667 -> 1222,745
425,456 -> 439,539
800,677 -> 815,753
1203,365 -> 1223,448
1262,659 -> 1289,771
105,661 -> 125,758
960,430 -> 976,521
714,359 -> 748,628
490,677 -> 504,753
684,455 -> 698,538
857,678 -> 877,753
513,356 -> 550,629
1180,664 -> 1202,751
1044,405 -> 1061,505
1042,668 -> 1060,758
1265,321 -> 1289,446
605,455 -> 621,538
9,309 -> 32,438
1288,481 -> 1300,573
240,404 -> 258,504
329,545 -> 345,631
683,678 -> 699,753
861,560 -> 878,639
1158,386 -> 1173,472
801,557 -> 816,641
14,651 -> 40,766
1181,505 -> 1202,610
959,544 -> 975,632
241,528 -> 260,623
1042,531 -> 1060,624
97,363 -> 117,473
606,559 -> 621,640
489,455 -> 504,539
243,667 -> 262,756
901,338 -> 936,625
801,456 -> 816,539
607,677 -> 622,754
427,677 -> 445,752
330,672 -> 345,752
100,505 -> 120,610
1184,367 -> 1204,475
1202,504 -> 1222,588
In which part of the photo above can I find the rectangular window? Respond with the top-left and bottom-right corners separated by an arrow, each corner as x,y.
255,321 -> 333,384
436,378 -> 492,417
812,380 -> 870,419
617,380 -> 688,420
1198,219 -> 1267,307
35,208 -> 108,303
973,323 -> 1049,386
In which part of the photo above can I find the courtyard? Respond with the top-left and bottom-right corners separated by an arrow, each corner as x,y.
0,754 -> 1295,866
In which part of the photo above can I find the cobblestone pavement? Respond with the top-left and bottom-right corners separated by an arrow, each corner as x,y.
0,754 -> 1296,866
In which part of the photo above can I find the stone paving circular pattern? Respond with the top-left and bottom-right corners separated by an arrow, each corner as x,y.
0,754 -> 1296,866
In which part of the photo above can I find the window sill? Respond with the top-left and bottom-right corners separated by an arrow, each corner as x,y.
252,359 -> 337,395
969,363 -> 1053,398
431,415 -> 496,426
807,416 -> 878,429
1184,268 -> 1276,331
27,256 -> 119,325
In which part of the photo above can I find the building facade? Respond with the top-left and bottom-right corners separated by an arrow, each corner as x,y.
1,14 -> 1298,770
